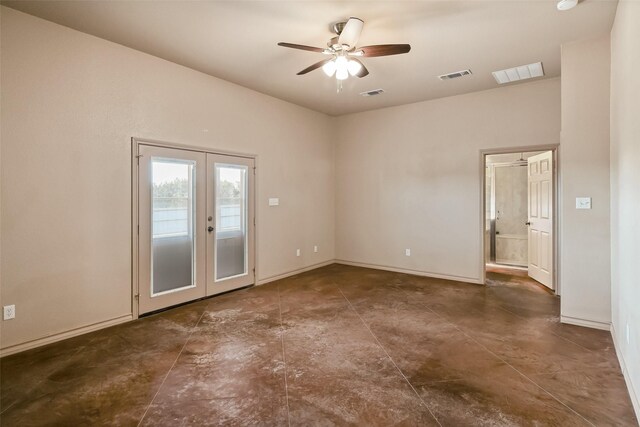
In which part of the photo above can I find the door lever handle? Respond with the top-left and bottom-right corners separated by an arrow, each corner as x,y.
525,222 -> 531,226
208,226 -> 214,233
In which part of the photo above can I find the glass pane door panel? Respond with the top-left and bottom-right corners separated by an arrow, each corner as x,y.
215,163 -> 248,281
151,158 -> 196,295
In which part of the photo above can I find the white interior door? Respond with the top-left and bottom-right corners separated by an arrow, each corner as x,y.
138,145 -> 207,314
527,151 -> 554,289
206,154 -> 255,295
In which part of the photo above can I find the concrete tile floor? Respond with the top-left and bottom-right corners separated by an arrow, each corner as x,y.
0,264 -> 637,426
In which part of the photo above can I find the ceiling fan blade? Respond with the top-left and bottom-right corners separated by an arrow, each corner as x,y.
350,58 -> 369,78
277,42 -> 325,53
297,59 -> 333,75
358,44 -> 411,57
338,17 -> 364,48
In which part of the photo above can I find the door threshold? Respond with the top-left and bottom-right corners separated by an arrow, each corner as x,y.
139,283 -> 254,318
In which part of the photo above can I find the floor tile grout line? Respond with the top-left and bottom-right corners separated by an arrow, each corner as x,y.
336,286 -> 443,427
136,309 -> 207,427
493,304 -> 605,355
486,274 -> 611,355
0,399 -> 19,415
277,283 -> 292,427
395,287 -> 596,427
416,297 -> 596,426
0,338 -> 94,416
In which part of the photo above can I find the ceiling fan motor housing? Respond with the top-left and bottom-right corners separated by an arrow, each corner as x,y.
331,21 -> 348,35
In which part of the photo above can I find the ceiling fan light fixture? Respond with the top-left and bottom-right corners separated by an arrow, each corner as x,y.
335,56 -> 348,68
557,0 -> 578,11
347,59 -> 362,76
322,60 -> 337,77
278,18 -> 411,84
335,56 -> 349,80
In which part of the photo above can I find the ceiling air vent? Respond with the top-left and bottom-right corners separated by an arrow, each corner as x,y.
360,89 -> 385,97
438,69 -> 472,80
492,62 -> 544,84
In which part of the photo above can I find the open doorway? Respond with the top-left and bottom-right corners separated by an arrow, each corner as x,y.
482,148 -> 557,293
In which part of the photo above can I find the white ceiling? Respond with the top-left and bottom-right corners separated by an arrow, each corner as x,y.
2,0 -> 618,116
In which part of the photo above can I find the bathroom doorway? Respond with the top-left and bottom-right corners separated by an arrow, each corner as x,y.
483,149 -> 557,292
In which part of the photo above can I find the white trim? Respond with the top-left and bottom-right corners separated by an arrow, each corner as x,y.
0,314 -> 133,357
131,137 -> 259,318
560,315 -> 611,330
0,261 -> 336,357
335,259 -> 483,285
611,323 -> 640,420
256,260 -> 335,285
479,145 -> 560,292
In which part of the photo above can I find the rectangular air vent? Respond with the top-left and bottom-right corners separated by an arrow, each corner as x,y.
360,89 -> 385,97
438,69 -> 472,80
492,62 -> 544,84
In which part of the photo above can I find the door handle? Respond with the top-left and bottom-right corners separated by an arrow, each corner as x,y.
525,222 -> 531,226
208,226 -> 214,233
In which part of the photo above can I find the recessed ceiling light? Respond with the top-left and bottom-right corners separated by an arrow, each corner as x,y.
557,0 -> 578,11
492,62 -> 544,84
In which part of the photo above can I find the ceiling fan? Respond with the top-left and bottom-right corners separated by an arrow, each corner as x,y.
277,17 -> 411,83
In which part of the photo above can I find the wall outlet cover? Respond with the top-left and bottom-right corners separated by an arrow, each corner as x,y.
405,249 -> 411,256
296,249 -> 301,257
3,305 -> 15,320
314,245 -> 318,253
268,198 -> 280,206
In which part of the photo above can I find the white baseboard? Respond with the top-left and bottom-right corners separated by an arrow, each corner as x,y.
334,259 -> 483,285
256,260 -> 335,285
611,323 -> 640,421
0,261 -> 336,357
560,315 -> 611,331
0,314 -> 133,357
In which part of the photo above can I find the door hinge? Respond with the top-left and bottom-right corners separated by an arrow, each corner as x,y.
253,217 -> 256,227
253,166 -> 256,175
134,294 -> 139,299
137,224 -> 139,234
136,154 -> 142,165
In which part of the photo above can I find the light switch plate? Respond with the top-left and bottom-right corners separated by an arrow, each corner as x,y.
268,198 -> 279,206
575,197 -> 592,209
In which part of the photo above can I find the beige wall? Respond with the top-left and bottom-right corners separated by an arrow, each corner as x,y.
0,8 -> 335,352
334,78 -> 560,282
560,35 -> 612,328
0,4 -> 629,361
610,0 -> 640,415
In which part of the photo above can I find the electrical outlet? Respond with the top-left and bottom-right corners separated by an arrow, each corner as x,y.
296,249 -> 301,257
314,245 -> 318,253
626,323 -> 630,345
3,305 -> 15,320
405,249 -> 411,256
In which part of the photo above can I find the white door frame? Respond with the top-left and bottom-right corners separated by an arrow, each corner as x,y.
131,137 -> 259,319
479,144 -> 560,295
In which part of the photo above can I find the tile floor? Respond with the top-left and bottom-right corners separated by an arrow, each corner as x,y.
1,264 -> 637,426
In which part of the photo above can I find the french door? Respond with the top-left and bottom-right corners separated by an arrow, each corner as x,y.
206,154 -> 255,296
138,144 -> 255,315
